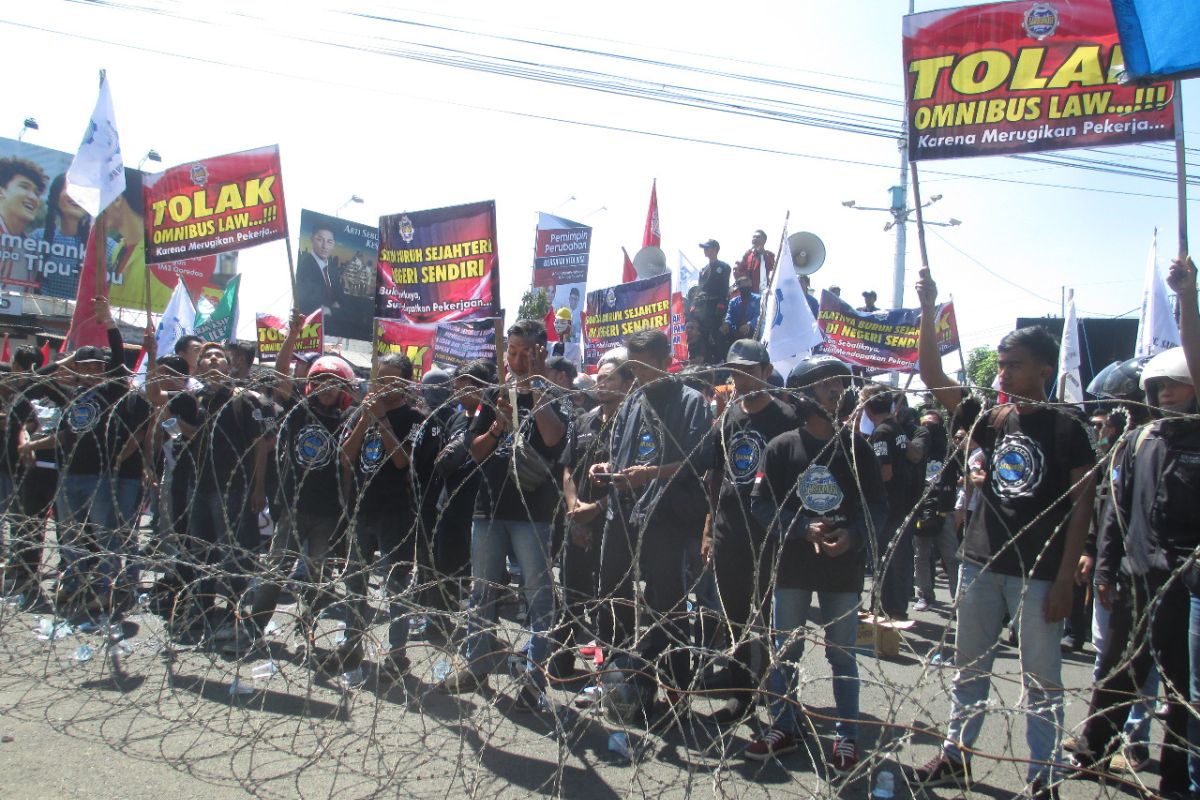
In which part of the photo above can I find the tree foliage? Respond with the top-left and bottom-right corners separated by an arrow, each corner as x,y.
517,287 -> 551,322
965,345 -> 998,389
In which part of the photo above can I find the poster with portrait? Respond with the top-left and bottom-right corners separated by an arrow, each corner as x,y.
296,209 -> 377,341
532,212 -> 590,360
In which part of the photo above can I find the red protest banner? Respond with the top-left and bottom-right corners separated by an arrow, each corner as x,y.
256,309 -> 323,361
903,0 -> 1174,161
374,317 -> 436,378
376,201 -> 500,324
142,145 -> 287,263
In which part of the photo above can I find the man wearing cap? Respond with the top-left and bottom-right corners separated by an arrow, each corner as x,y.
857,291 -> 879,313
702,339 -> 797,726
735,230 -> 775,294
691,239 -> 732,363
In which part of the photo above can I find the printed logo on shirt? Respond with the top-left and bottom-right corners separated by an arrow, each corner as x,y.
636,427 -> 659,463
728,430 -> 766,484
872,440 -> 889,459
990,432 -> 1045,498
359,427 -> 385,473
799,464 -> 844,515
294,423 -> 335,469
66,398 -> 101,433
925,460 -> 942,484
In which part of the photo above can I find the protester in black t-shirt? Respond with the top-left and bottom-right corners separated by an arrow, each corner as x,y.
862,384 -> 919,620
909,270 -> 1096,795
550,356 -> 633,677
436,320 -> 570,713
591,328 -> 712,712
408,367 -> 452,618
339,354 -> 424,679
428,360 -> 492,612
743,355 -> 880,773
702,340 -> 797,727
912,410 -> 962,611
236,348 -> 354,665
23,297 -> 128,613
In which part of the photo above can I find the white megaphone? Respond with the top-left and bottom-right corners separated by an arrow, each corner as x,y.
787,232 -> 826,277
632,246 -> 668,279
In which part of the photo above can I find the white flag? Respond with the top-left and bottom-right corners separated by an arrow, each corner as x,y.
761,228 -> 824,376
1057,289 -> 1084,407
66,71 -> 125,218
133,280 -> 195,387
677,250 -> 699,298
1135,228 -> 1180,358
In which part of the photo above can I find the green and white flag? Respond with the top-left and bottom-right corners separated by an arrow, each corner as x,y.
193,273 -> 241,342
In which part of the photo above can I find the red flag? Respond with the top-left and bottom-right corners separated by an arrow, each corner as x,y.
544,307 -> 559,343
39,340 -> 50,365
65,225 -> 111,351
0,334 -> 9,363
642,179 -> 660,248
622,247 -> 637,283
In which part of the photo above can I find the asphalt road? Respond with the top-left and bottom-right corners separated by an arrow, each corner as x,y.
0,576 -> 1160,800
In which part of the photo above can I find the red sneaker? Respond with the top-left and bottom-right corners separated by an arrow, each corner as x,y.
744,728 -> 799,762
829,737 -> 858,775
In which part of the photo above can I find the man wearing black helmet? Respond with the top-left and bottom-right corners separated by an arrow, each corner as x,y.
744,353 -> 882,773
701,340 -> 797,727
908,269 -> 1097,799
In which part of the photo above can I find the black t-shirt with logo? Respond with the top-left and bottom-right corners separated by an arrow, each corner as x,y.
193,385 -> 267,497
870,417 -> 918,522
963,407 -> 1094,581
470,387 -> 572,524
58,380 -> 128,477
570,405 -> 618,506
410,405 -> 458,522
753,426 -> 878,593
277,400 -> 349,518
711,398 -> 797,547
348,404 -> 424,517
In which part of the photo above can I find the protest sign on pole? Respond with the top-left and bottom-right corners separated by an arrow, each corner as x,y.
374,317 -> 437,378
431,318 -> 497,371
376,201 -> 500,324
583,272 -> 672,370
903,0 -> 1175,161
193,273 -> 240,343
65,70 -> 125,220
257,309 -> 323,361
296,209 -> 377,341
1135,228 -> 1180,357
142,145 -> 288,264
816,290 -> 959,373
532,212 -> 590,364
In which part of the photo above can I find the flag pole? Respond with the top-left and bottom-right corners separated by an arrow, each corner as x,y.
1174,80 -> 1189,258
92,210 -> 108,302
910,162 -> 931,270
284,236 -> 299,309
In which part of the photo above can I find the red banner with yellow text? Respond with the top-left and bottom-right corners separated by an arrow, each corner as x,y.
142,145 -> 287,263
903,0 -> 1174,161
256,309 -> 323,362
374,317 -> 436,378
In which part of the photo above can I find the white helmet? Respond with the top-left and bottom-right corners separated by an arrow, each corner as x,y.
1140,347 -> 1192,407
1140,347 -> 1192,390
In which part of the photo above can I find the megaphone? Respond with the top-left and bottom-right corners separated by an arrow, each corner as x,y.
787,232 -> 826,276
632,246 -> 668,279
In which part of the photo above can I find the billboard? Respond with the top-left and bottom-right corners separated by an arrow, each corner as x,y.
532,212 -> 590,362
295,209 -> 377,341
903,0 -> 1174,160
376,200 -> 500,324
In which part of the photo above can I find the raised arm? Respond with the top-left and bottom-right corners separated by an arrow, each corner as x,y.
915,268 -> 963,414
273,308 -> 305,405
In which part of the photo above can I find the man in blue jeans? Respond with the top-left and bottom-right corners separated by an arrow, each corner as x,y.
436,319 -> 571,713
745,354 -> 883,775
910,269 -> 1096,800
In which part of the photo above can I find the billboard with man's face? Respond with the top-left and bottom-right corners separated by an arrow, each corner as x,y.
295,209 -> 378,341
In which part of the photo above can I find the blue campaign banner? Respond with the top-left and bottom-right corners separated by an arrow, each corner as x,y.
583,272 -> 671,369
1111,0 -> 1200,81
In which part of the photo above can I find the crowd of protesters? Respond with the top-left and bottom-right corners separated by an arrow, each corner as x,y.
1,256 -> 1200,799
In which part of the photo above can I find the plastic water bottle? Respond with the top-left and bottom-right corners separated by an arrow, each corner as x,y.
161,417 -> 183,440
339,666 -> 366,690
432,659 -> 453,682
74,644 -> 94,663
250,661 -> 279,680
872,769 -> 896,799
229,678 -> 255,696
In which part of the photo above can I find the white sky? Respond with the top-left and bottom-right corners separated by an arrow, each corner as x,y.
3,0 -> 1195,373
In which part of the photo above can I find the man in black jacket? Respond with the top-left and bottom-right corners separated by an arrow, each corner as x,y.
591,328 -> 712,709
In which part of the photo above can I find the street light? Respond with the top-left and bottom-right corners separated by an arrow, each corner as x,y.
138,149 -> 162,170
336,195 -> 364,217
17,118 -> 37,141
